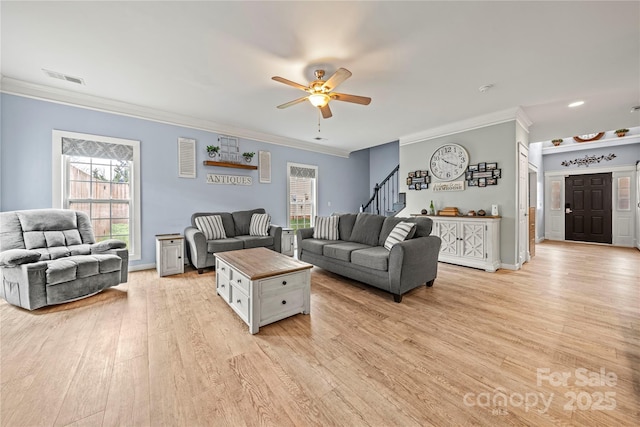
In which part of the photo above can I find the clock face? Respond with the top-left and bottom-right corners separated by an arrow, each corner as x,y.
430,143 -> 469,181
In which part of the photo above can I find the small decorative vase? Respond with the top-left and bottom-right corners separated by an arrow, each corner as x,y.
208,151 -> 217,158
244,156 -> 253,163
616,132 -> 626,137
552,140 -> 563,146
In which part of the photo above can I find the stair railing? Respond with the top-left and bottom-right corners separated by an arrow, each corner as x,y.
361,165 -> 403,216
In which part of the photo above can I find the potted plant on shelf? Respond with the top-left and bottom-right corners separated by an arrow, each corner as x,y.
551,138 -> 563,146
206,145 -> 220,158
615,128 -> 629,137
243,152 -> 255,163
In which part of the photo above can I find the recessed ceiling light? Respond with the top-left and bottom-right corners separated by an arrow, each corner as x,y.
568,101 -> 584,108
478,84 -> 494,93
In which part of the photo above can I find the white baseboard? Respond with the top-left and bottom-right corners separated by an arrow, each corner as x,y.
500,263 -> 520,271
128,263 -> 155,272
535,237 -> 545,243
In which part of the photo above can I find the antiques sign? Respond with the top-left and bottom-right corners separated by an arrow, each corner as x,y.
432,181 -> 465,192
207,173 -> 252,186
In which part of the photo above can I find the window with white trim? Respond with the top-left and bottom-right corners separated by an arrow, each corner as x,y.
287,163 -> 318,231
52,131 -> 141,260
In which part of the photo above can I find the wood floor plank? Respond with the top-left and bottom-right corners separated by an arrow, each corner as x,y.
0,241 -> 638,426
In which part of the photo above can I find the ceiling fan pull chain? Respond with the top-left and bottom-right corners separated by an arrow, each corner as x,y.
318,110 -> 321,133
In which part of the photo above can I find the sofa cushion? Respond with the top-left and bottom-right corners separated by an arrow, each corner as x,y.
17,209 -> 77,232
192,212 -> 236,237
195,215 -> 227,240
379,217 -> 417,246
249,213 -> 271,236
34,246 -> 71,261
405,216 -> 433,237
68,244 -> 92,256
351,246 -> 390,271
234,235 -> 275,249
383,222 -> 416,250
313,216 -> 339,240
323,242 -> 371,262
94,254 -> 122,273
66,255 -> 100,278
206,238 -> 244,253
63,229 -> 83,246
300,238 -> 335,255
337,213 -> 358,241
232,208 -> 266,236
349,213 -> 385,246
46,259 -> 78,285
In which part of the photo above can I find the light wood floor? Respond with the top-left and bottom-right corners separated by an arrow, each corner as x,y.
1,241 -> 639,426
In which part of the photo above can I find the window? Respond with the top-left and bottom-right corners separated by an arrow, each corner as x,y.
287,163 -> 318,231
52,131 -> 141,260
617,176 -> 631,211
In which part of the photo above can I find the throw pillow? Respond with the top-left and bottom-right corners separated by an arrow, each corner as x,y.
313,216 -> 339,240
384,222 -> 416,251
249,213 -> 271,236
195,215 -> 227,240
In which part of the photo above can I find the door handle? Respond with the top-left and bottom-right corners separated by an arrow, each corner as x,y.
565,208 -> 573,214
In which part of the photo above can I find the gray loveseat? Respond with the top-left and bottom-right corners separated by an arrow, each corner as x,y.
184,208 -> 282,274
297,212 -> 441,302
0,209 -> 129,310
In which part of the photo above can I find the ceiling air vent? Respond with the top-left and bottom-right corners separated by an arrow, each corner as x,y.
42,69 -> 85,85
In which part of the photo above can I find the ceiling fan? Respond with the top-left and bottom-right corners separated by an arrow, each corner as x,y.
272,68 -> 371,119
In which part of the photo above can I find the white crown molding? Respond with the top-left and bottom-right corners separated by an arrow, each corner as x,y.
541,133 -> 640,155
515,107 -> 532,133
0,77 -> 351,158
399,107 -> 525,146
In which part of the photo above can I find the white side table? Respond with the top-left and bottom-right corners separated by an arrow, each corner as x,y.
155,234 -> 184,276
281,228 -> 294,257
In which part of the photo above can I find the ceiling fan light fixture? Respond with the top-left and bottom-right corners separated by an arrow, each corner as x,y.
309,93 -> 330,107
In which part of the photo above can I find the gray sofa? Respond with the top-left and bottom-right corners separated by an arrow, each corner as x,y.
297,212 -> 441,302
0,209 -> 129,310
184,208 -> 282,273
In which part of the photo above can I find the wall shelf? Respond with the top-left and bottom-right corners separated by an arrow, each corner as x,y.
203,160 -> 257,170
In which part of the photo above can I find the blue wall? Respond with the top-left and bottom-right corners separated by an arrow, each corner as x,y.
1,94 -> 371,267
543,144 -> 640,171
368,140 -> 399,192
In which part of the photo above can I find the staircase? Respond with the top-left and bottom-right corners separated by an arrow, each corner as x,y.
361,165 -> 406,216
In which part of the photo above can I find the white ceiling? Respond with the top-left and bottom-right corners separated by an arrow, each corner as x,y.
2,1 -> 639,155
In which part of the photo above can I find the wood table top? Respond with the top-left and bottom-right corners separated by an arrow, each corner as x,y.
215,247 -> 313,280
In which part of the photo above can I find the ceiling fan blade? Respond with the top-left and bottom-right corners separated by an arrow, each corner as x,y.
320,104 -> 333,119
277,96 -> 309,109
331,92 -> 372,105
321,68 -> 352,92
272,76 -> 309,92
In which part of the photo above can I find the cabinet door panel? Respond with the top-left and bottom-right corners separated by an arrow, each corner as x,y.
461,223 -> 485,259
438,221 -> 458,255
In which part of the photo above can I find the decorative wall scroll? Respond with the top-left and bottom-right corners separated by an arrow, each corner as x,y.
406,170 -> 431,190
465,162 -> 501,187
561,153 -> 616,168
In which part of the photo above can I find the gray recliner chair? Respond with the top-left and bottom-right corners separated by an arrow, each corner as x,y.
0,209 -> 128,310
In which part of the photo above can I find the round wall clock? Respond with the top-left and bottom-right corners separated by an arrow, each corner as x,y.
430,143 -> 470,181
573,132 -> 605,143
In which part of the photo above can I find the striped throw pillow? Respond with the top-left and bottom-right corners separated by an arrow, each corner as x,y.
313,216 -> 339,240
384,222 -> 416,251
194,215 -> 226,240
249,213 -> 271,236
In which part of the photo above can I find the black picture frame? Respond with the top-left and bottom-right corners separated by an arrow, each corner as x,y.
486,162 -> 498,170
409,171 -> 415,178
478,162 -> 486,172
478,177 -> 487,187
406,177 -> 413,185
424,176 -> 431,184
469,179 -> 478,186
492,169 -> 502,178
421,170 -> 429,177
420,183 -> 429,189
468,164 -> 479,172
486,178 -> 497,185
414,183 -> 421,190
415,170 -> 422,178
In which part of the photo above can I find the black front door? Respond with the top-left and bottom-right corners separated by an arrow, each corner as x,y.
565,173 -> 612,244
